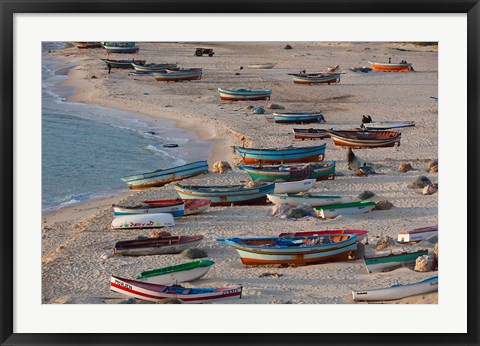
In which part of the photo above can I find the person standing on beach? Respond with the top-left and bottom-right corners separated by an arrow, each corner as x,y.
107,63 -> 111,74
388,57 -> 391,63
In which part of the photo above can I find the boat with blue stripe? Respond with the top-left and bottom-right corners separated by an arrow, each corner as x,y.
273,111 -> 325,124
233,144 -> 326,164
218,88 -> 272,101
238,161 -> 335,181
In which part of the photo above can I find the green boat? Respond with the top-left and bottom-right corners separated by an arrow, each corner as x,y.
100,58 -> 145,69
314,200 -> 376,219
364,249 -> 428,273
136,260 -> 214,285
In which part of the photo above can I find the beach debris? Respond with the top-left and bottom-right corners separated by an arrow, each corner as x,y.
355,166 -> 375,176
91,75 -> 97,79
240,66 -> 244,70
100,252 -> 114,260
434,243 -> 438,257
266,103 -> 285,110
117,297 -> 137,304
259,272 -> 283,278
150,230 -> 172,238
423,183 -> 438,195
163,143 -> 179,148
271,204 -> 292,217
408,176 -> 432,189
375,236 -> 395,250
398,163 -> 413,172
235,72 -> 241,75
374,200 -> 394,210
414,255 -> 434,272
137,235 -> 150,240
433,243 -> 438,270
287,207 -> 311,219
143,92 -> 149,96
212,161 -> 232,174
350,66 -> 372,73
231,157 -> 244,166
427,159 -> 438,173
181,248 -> 208,259
327,65 -> 340,72
251,107 -> 265,114
242,105 -> 255,111
358,190 -> 375,200
156,298 -> 183,304
244,180 -> 265,188
50,295 -> 106,304
364,47 -> 371,50
164,105 -> 173,108
347,148 -> 372,171
284,44 -> 293,50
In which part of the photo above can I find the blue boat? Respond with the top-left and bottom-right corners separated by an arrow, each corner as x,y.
218,88 -> 272,101
273,111 -> 325,124
104,43 -> 140,54
232,144 -> 326,164
174,182 -> 275,206
121,160 -> 209,189
238,161 -> 335,181
101,42 -> 136,47
129,71 -> 154,77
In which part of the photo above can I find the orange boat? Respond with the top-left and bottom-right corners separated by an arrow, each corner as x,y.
368,61 -> 413,72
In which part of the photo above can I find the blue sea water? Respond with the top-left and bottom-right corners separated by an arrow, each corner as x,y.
42,43 -> 212,211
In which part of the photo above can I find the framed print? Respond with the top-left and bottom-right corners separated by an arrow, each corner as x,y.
1,1 -> 479,345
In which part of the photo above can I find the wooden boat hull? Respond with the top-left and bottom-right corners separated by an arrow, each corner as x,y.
273,112 -> 324,124
101,59 -> 145,69
217,88 -> 272,101
174,183 -> 275,206
133,63 -> 177,72
110,275 -> 242,303
279,230 -> 369,242
153,69 -> 203,81
267,193 -> 353,207
362,121 -> 415,130
364,250 -> 429,273
273,179 -> 315,194
129,71 -> 154,77
233,144 -> 326,164
397,226 -> 438,243
113,201 -> 184,216
104,46 -> 140,54
368,61 -> 413,72
327,130 -> 401,148
137,260 -> 214,285
292,73 -> 341,84
114,235 -> 204,256
314,201 -> 376,219
74,42 -> 101,49
111,213 -> 175,230
238,161 -> 335,182
352,276 -> 438,301
121,160 -> 209,189
293,128 -> 330,140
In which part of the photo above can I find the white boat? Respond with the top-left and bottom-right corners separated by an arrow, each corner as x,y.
247,63 -> 276,69
136,260 -> 214,285
362,121 -> 415,130
397,226 -> 438,243
267,193 -> 353,207
352,276 -> 438,301
273,179 -> 315,194
314,201 -> 376,219
111,213 -> 175,230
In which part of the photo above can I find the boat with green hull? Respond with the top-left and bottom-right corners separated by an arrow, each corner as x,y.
364,249 -> 428,273
314,200 -> 376,219
137,260 -> 214,285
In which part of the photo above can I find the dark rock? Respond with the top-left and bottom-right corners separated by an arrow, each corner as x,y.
181,248 -> 208,259
286,208 -> 310,219
358,191 -> 375,200
375,200 -> 394,210
284,44 -> 293,50
266,103 -> 285,110
408,176 -> 432,188
251,107 -> 265,114
235,72 -> 240,75
91,75 -> 97,79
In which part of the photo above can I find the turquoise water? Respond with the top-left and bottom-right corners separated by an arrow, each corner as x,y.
42,44 -> 211,211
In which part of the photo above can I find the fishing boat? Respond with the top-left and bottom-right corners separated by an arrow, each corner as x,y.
153,68 -> 203,81
247,63 -> 276,69
102,42 -> 136,47
132,63 -> 178,72
114,234 -> 204,256
217,88 -> 272,101
110,275 -> 242,303
397,226 -> 438,243
113,200 -> 184,216
314,201 -> 376,219
352,276 -> 438,301
73,42 -> 101,49
142,199 -> 211,216
267,193 -> 353,207
364,249 -> 429,273
233,144 -> 326,164
111,213 -> 175,230
361,121 -> 415,130
174,183 -> 275,206
278,229 -> 369,242
217,234 -> 358,265
273,111 -> 325,124
100,58 -> 145,69
238,161 -> 335,182
327,130 -> 401,148
129,71 -> 154,77
136,260 -> 214,285
273,179 -> 315,194
104,44 -> 140,54
368,61 -> 414,72
121,160 -> 209,189
290,72 -> 341,85
293,128 -> 331,140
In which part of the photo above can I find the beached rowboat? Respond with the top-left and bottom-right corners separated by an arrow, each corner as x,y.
364,249 -> 429,273
73,42 -> 101,49
129,71 -> 154,77
142,199 -> 211,216
233,144 -> 326,164
121,160 -> 209,189
113,200 -> 184,216
132,63 -> 178,72
327,130 -> 401,148
136,260 -> 214,285
273,112 -> 325,124
273,179 -> 315,194
361,121 -> 415,130
278,230 -> 369,242
397,226 -> 438,243
267,193 -> 353,207
101,58 -> 145,69
114,234 -> 203,256
293,128 -> 331,140
153,68 -> 203,82
102,42 -> 136,47
352,276 -> 438,301
247,63 -> 276,69
217,88 -> 272,101
110,275 -> 242,303
291,72 -> 341,84
238,161 -> 335,182
314,201 -> 376,219
217,234 -> 358,265
368,61 -> 414,72
104,45 -> 140,54
111,213 -> 175,230
174,183 -> 275,206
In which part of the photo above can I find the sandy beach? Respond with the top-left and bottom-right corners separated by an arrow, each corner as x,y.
42,42 -> 438,304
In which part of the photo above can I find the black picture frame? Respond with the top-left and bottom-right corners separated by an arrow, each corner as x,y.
1,1 -> 479,345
